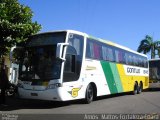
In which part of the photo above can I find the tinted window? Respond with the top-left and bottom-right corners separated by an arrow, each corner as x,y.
86,38 -> 148,68
86,39 -> 103,60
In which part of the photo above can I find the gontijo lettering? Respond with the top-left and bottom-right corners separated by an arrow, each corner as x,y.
127,67 -> 140,73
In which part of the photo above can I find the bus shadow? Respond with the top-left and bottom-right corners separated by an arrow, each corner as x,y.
1,92 -> 132,111
1,89 -> 158,111
0,96 -> 77,111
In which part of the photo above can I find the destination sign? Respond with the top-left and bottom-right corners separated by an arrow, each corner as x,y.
27,32 -> 66,47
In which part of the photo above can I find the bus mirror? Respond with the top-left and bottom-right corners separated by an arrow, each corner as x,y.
56,43 -> 69,61
10,46 -> 24,63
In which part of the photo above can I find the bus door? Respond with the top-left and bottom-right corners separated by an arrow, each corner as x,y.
62,33 -> 84,98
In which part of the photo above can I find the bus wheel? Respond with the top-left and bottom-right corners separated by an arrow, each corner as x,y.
85,84 -> 94,104
137,82 -> 143,94
133,82 -> 138,95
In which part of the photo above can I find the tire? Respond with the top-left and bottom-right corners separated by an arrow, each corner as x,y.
84,84 -> 94,104
137,82 -> 143,94
133,83 -> 138,95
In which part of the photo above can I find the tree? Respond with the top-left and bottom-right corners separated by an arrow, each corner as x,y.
137,35 -> 160,59
0,0 -> 41,61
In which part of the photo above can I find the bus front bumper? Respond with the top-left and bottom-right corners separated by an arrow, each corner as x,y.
18,87 -> 68,101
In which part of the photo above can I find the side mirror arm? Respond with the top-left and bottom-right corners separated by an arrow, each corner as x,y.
56,43 -> 69,61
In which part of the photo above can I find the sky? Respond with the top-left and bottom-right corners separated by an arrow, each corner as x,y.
19,0 -> 160,57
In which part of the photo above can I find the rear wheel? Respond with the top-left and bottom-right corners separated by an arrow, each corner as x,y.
137,82 -> 143,94
133,82 -> 138,95
84,84 -> 94,104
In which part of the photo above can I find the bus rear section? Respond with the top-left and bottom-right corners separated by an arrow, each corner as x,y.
85,37 -> 149,97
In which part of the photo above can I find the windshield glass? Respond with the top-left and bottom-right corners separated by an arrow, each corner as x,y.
19,32 -> 66,81
149,60 -> 160,81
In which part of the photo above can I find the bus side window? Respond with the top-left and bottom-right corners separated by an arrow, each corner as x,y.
93,43 -> 100,59
86,41 -> 91,58
107,47 -> 114,62
102,45 -> 108,60
86,40 -> 94,59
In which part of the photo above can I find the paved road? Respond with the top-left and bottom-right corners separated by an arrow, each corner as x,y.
0,89 -> 160,120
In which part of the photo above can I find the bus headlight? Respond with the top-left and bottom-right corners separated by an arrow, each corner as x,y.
47,83 -> 62,89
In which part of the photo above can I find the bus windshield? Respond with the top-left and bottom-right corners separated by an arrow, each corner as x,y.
19,32 -> 66,81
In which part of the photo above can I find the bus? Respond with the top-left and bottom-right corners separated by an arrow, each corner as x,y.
149,59 -> 160,88
13,30 -> 149,103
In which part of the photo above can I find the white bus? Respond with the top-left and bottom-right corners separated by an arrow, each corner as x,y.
14,30 -> 149,103
149,59 -> 160,88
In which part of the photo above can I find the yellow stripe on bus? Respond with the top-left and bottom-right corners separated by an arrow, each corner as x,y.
116,64 -> 128,92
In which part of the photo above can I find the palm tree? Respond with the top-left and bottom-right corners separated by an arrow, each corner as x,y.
137,35 -> 160,59
156,47 -> 160,58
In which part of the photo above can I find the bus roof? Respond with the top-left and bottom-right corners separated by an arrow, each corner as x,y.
34,30 -> 87,36
34,30 -> 147,58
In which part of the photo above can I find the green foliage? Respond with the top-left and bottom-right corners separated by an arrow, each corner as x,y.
137,35 -> 160,59
0,0 -> 41,57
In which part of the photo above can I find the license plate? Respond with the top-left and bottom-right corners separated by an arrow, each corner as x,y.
31,93 -> 38,96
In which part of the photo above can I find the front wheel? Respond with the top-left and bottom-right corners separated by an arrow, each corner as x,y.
84,84 -> 94,104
